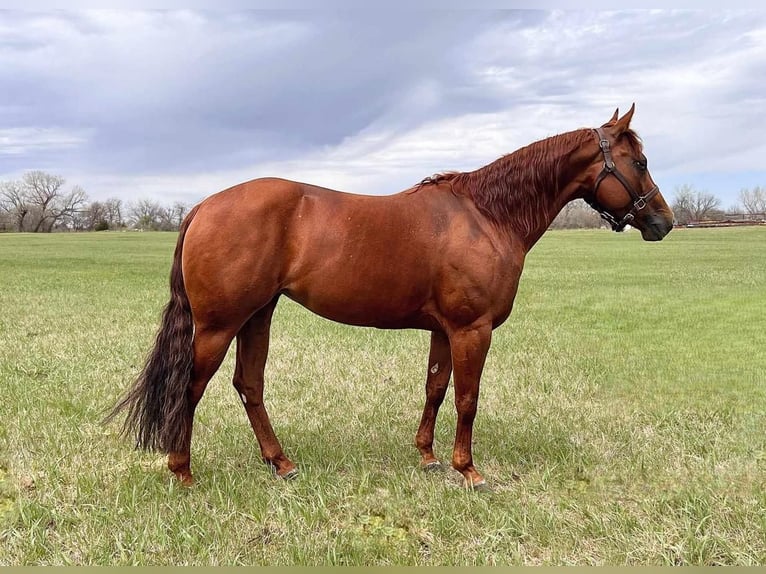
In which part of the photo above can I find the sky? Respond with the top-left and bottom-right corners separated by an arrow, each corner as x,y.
1,10 -> 765,210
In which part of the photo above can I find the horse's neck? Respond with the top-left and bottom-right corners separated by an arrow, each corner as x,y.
472,131 -> 593,250
534,165 -> 594,247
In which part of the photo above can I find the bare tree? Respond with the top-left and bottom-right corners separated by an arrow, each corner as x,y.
16,171 -> 87,232
23,171 -> 66,232
83,200 -> 108,231
104,197 -> 124,228
739,186 -> 766,216
0,180 -> 30,231
672,184 -> 721,225
54,185 -> 88,231
157,206 -> 176,231
129,198 -> 164,230
171,201 -> 189,228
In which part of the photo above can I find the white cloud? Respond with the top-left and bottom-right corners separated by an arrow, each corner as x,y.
0,127 -> 89,156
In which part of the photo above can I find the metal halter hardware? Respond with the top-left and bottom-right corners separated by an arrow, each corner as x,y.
585,127 -> 659,232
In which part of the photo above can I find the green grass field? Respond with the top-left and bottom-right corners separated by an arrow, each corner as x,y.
0,226 -> 764,565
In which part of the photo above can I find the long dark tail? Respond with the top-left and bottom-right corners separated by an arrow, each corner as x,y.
105,204 -> 201,453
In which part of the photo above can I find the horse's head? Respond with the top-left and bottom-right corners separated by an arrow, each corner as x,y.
583,104 -> 674,241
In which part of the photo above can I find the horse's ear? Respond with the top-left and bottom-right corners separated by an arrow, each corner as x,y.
602,108 -> 619,127
612,103 -> 636,134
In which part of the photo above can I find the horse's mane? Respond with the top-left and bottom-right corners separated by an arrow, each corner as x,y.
416,128 -> 643,237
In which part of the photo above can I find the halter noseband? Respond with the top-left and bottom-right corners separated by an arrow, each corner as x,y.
585,127 -> 659,232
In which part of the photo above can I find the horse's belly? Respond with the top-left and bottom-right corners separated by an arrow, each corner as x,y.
283,268 -> 432,329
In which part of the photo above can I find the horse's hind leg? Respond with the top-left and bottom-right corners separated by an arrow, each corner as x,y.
414,330 -> 452,471
233,297 -> 297,479
168,327 -> 234,485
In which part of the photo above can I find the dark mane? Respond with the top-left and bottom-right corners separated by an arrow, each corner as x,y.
417,128 -> 643,237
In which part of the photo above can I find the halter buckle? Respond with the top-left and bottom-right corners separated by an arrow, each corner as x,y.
634,198 -> 647,211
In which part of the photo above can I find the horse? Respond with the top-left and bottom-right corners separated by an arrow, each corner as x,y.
107,104 -> 674,489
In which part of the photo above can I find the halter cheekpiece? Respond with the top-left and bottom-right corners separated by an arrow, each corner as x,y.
585,127 -> 659,232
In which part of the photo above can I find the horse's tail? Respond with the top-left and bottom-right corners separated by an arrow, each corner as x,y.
105,204 -> 201,453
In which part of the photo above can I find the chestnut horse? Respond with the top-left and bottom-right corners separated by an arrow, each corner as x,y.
108,105 -> 673,488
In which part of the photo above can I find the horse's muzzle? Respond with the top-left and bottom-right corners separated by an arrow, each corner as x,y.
640,213 -> 673,241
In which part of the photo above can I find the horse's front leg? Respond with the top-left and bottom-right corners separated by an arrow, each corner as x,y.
414,330 -> 452,470
448,321 -> 492,489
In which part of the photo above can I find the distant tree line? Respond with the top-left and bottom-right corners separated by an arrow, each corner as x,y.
669,184 -> 765,226
2,170 -> 763,233
0,171 -> 189,232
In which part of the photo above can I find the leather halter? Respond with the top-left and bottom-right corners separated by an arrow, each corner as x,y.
585,127 -> 659,232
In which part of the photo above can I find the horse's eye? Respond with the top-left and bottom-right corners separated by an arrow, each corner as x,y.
634,160 -> 647,172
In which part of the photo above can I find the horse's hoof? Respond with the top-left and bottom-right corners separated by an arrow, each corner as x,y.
472,481 -> 491,492
465,478 -> 490,492
174,473 -> 195,486
278,467 -> 299,481
421,460 -> 444,473
265,460 -> 298,480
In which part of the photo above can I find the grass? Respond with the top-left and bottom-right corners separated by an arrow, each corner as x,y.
0,226 -> 764,565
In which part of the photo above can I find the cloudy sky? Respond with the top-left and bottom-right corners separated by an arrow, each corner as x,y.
1,10 -> 764,209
